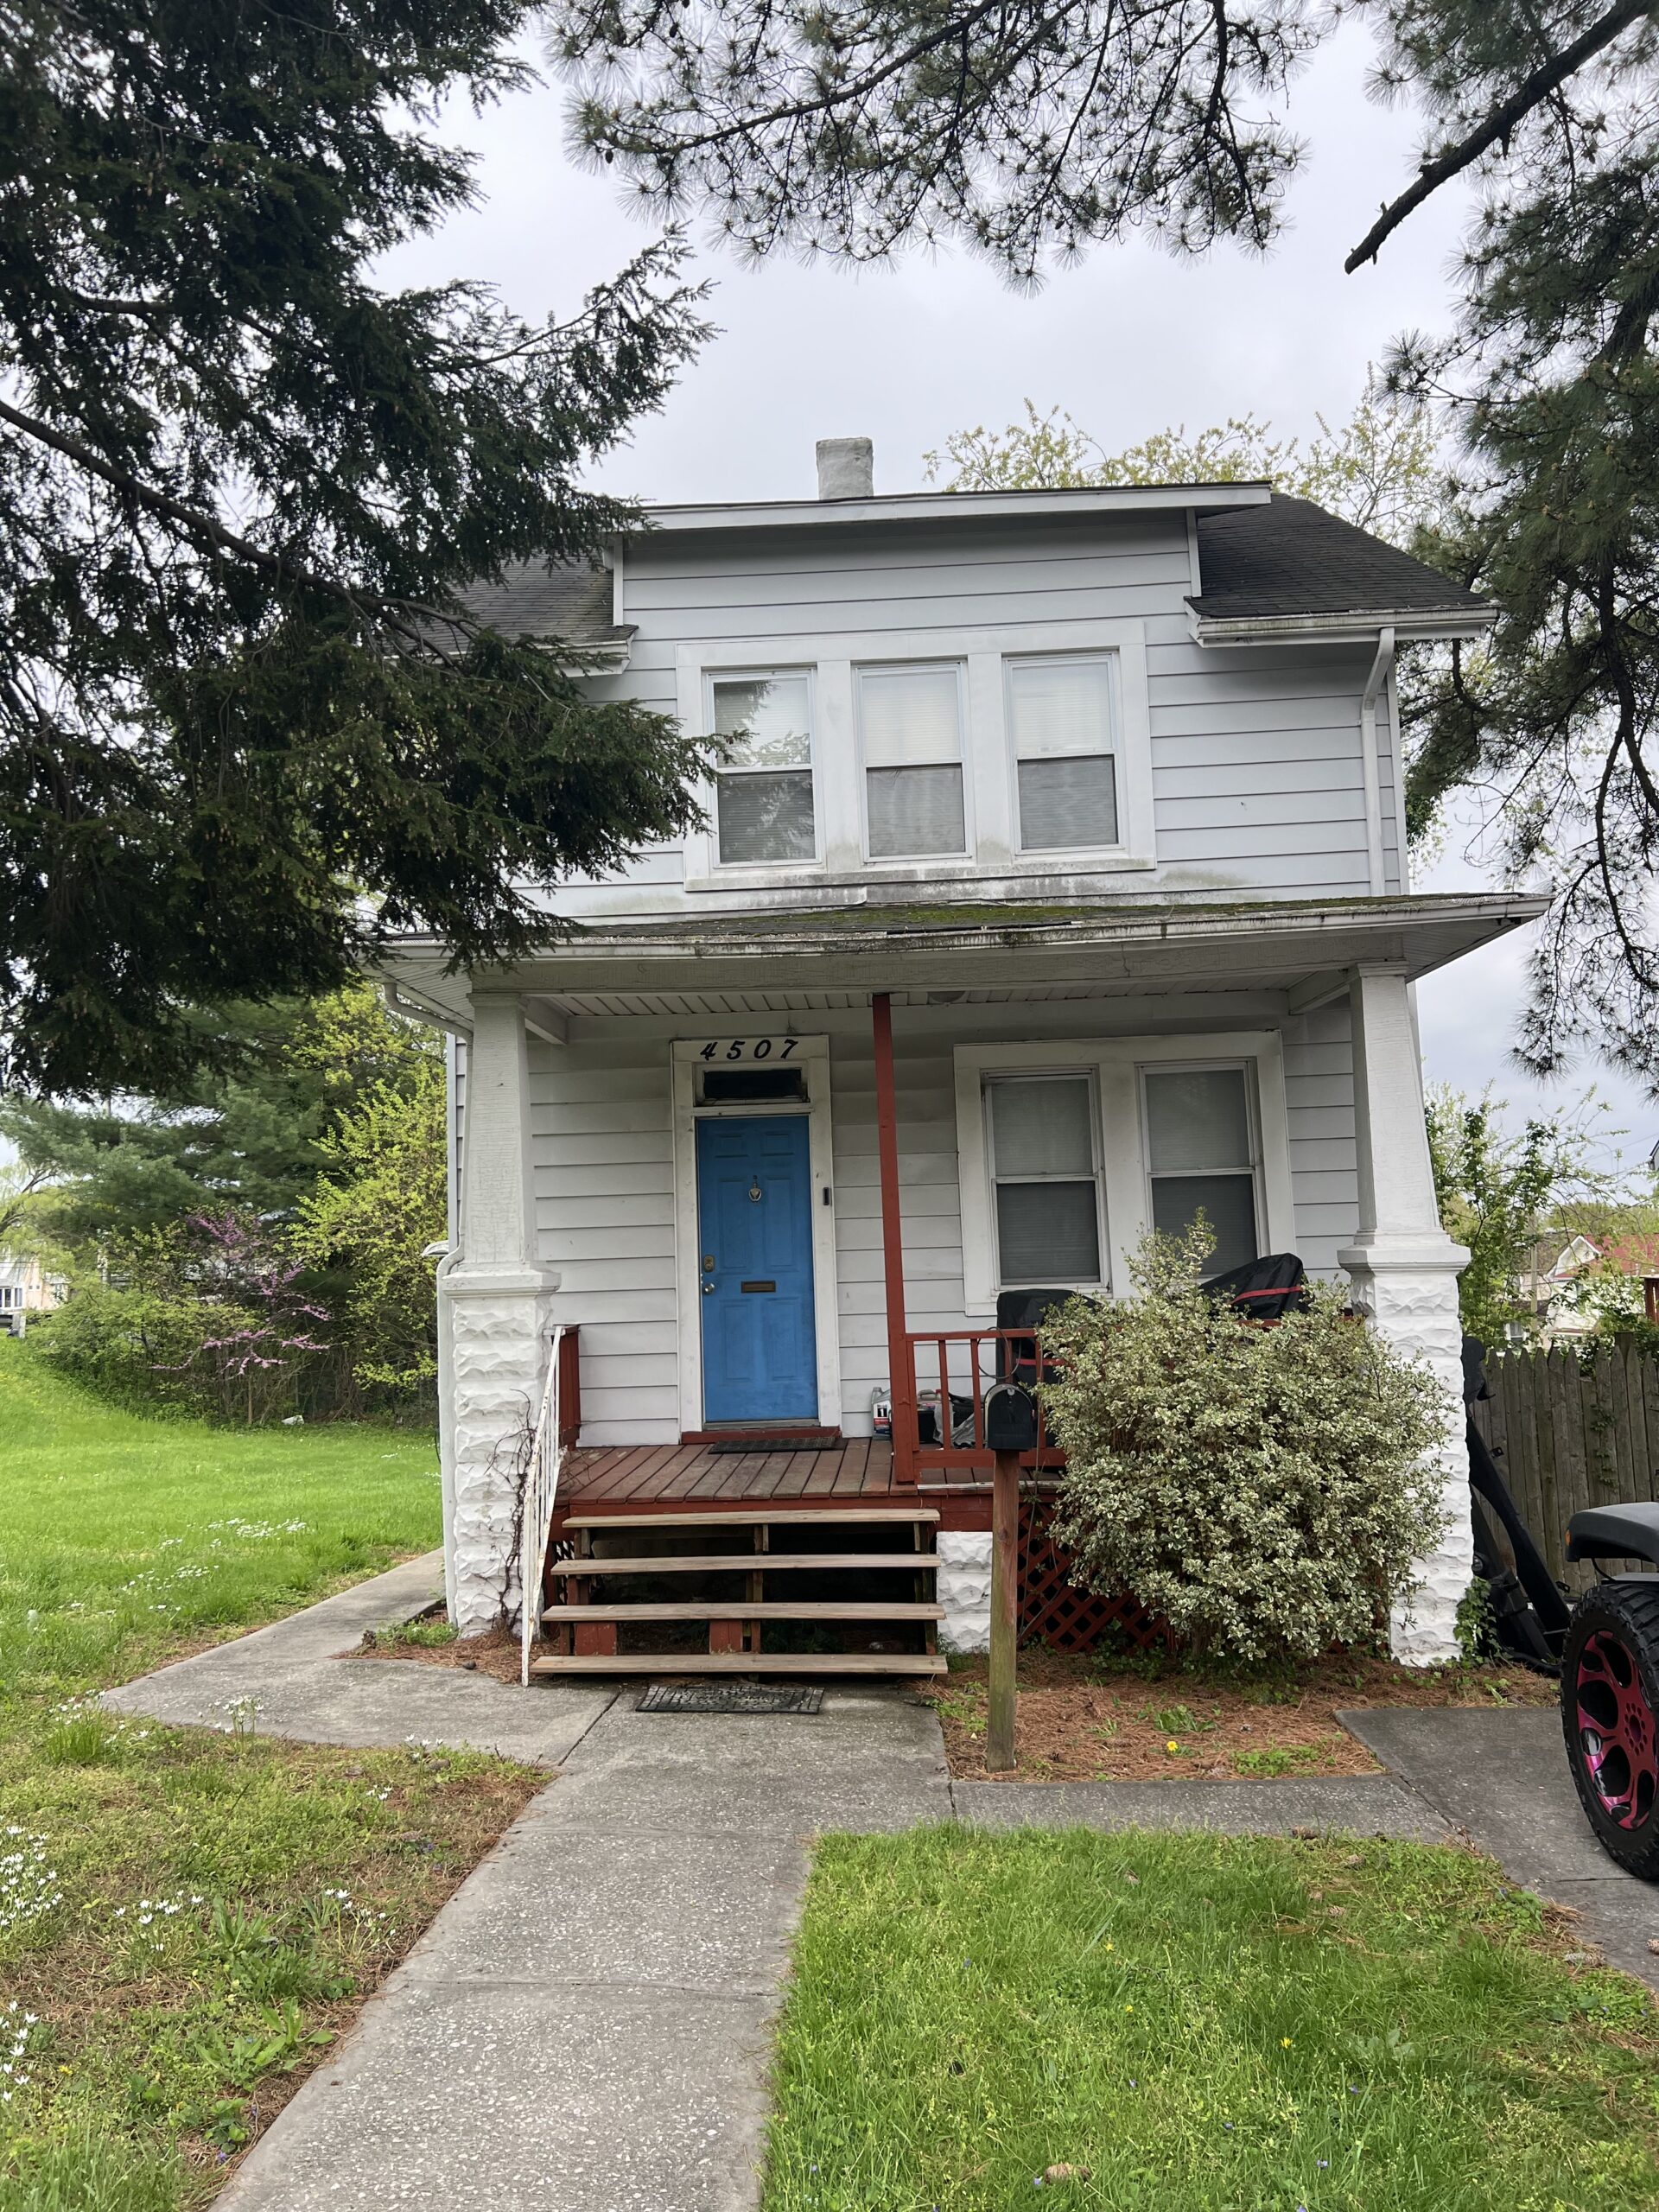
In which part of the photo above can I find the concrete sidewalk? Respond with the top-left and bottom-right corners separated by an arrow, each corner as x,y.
104,1552 -> 614,1767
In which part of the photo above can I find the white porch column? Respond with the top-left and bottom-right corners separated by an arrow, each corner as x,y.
1338,968 -> 1471,1666
438,991 -> 558,1634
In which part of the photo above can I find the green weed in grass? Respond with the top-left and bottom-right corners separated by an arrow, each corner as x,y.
371,1618 -> 457,1650
765,1824 -> 1659,2211
1233,1743 -> 1326,1778
0,2128 -> 185,2212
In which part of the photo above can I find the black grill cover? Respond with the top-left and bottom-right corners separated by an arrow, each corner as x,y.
1198,1252 -> 1309,1321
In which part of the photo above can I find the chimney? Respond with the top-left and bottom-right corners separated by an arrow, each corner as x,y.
816,436 -> 874,499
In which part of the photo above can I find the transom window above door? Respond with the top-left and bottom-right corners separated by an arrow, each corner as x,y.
858,662 -> 967,858
710,672 -> 816,865
1141,1065 -> 1262,1275
985,1073 -> 1103,1287
1007,655 -> 1119,853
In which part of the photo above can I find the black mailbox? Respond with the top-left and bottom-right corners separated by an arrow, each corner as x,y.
982,1379 -> 1039,1452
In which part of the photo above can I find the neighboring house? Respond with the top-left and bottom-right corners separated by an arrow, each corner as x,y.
1516,1232 -> 1602,1340
383,439 -> 1545,1667
1529,1231 -> 1659,1339
0,1251 -> 68,1337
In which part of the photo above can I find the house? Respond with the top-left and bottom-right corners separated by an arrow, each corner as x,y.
381,438 -> 1546,1670
0,1250 -> 67,1337
1524,1231 -> 1659,1339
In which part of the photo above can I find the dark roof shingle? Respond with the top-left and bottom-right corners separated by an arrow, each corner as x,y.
458,560 -> 627,644
1191,493 -> 1484,623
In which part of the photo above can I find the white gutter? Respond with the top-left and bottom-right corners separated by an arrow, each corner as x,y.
1361,627 -> 1395,897
381,980 -> 472,1039
1187,606 -> 1490,648
640,480 -> 1271,534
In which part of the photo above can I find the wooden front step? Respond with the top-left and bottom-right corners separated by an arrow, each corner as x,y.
563,1507 -> 938,1529
548,1600 -> 942,1624
538,1499 -> 942,1677
550,1551 -> 935,1576
530,1651 -> 947,1677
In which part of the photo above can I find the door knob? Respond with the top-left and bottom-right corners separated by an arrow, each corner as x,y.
702,1280 -> 715,1294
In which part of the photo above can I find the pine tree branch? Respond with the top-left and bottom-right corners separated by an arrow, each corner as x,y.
1344,0 -> 1656,272
0,392 -> 454,642
592,0 -> 1026,161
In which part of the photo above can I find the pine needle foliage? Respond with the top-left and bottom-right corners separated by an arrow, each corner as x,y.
0,1 -> 715,1098
1041,1229 -> 1451,1662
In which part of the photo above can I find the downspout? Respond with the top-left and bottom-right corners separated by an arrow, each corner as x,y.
1360,627 -> 1395,897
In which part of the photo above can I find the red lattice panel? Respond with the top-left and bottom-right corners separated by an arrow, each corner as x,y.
1018,1497 -> 1177,1656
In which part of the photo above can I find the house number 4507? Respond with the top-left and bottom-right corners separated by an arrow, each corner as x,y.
697,1038 -> 798,1061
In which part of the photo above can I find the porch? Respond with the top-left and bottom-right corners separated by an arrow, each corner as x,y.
398,888 -> 1546,1663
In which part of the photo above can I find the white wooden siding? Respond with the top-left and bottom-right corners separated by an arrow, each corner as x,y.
554,515 -> 1403,917
526,1001 -> 1360,1446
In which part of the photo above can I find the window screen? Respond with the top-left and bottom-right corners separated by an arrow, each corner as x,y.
1142,1065 -> 1260,1274
987,1076 -> 1102,1285
1008,657 -> 1118,851
861,664 -> 966,857
712,675 -> 815,864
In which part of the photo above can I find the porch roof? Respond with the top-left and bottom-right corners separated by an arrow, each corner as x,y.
384,889 -> 1546,1028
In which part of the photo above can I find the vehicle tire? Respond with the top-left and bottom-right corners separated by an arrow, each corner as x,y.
1560,1579 -> 1659,1880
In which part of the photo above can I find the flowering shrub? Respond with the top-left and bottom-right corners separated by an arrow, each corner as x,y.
40,1213 -> 328,1423
1041,1229 -> 1452,1662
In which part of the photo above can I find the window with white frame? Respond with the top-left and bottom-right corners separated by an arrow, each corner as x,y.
1007,654 -> 1119,852
859,662 -> 967,858
985,1074 -> 1103,1286
709,671 -> 816,865
1141,1065 -> 1261,1275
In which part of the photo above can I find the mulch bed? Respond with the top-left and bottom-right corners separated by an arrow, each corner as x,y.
925,1647 -> 1559,1783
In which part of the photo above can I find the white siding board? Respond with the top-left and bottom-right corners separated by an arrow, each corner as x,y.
1156,791 -> 1367,831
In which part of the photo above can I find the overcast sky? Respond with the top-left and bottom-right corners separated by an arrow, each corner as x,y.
383,16 -> 1643,1178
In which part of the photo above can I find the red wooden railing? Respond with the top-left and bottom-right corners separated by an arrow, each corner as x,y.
892,1328 -> 1067,1484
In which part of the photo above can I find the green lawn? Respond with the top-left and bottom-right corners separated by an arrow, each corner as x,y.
0,1342 -> 541,2211
766,1827 -> 1659,2212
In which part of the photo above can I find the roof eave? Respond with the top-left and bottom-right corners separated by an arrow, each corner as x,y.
635,482 -> 1273,536
1187,604 -> 1493,648
379,890 -> 1549,1011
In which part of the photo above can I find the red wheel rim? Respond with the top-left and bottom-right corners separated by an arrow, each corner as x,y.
1575,1630 -> 1659,1830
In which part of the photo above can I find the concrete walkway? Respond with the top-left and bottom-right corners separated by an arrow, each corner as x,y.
104,1553 -> 613,1767
218,1689 -> 950,2212
1342,1706 -> 1659,1989
102,1563 -> 1658,2209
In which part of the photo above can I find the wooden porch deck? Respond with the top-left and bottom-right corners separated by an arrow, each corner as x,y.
556,1436 -> 1001,1529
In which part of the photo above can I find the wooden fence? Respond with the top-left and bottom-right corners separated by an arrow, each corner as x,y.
1471,1340 -> 1659,1586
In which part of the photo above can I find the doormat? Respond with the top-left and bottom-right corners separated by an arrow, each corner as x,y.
636,1683 -> 824,1716
704,1436 -> 840,1454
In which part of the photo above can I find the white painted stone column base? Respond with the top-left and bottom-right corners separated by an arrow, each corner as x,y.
1340,1235 -> 1471,1668
439,1266 -> 559,1636
938,1531 -> 993,1656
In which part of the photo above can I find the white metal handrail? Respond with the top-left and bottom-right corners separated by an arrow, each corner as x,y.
519,1325 -> 568,1688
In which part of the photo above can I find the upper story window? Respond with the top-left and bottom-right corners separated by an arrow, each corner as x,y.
710,672 -> 816,866
1141,1065 -> 1261,1275
858,663 -> 966,859
985,1073 -> 1103,1287
1007,654 -> 1118,853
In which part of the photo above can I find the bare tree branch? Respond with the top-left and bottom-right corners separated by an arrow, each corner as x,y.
1345,0 -> 1656,271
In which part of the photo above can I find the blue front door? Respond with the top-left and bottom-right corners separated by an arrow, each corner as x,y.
696,1114 -> 817,1424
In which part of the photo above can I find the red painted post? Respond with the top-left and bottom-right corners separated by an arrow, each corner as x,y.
872,992 -> 918,1484
987,1448 -> 1020,1770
